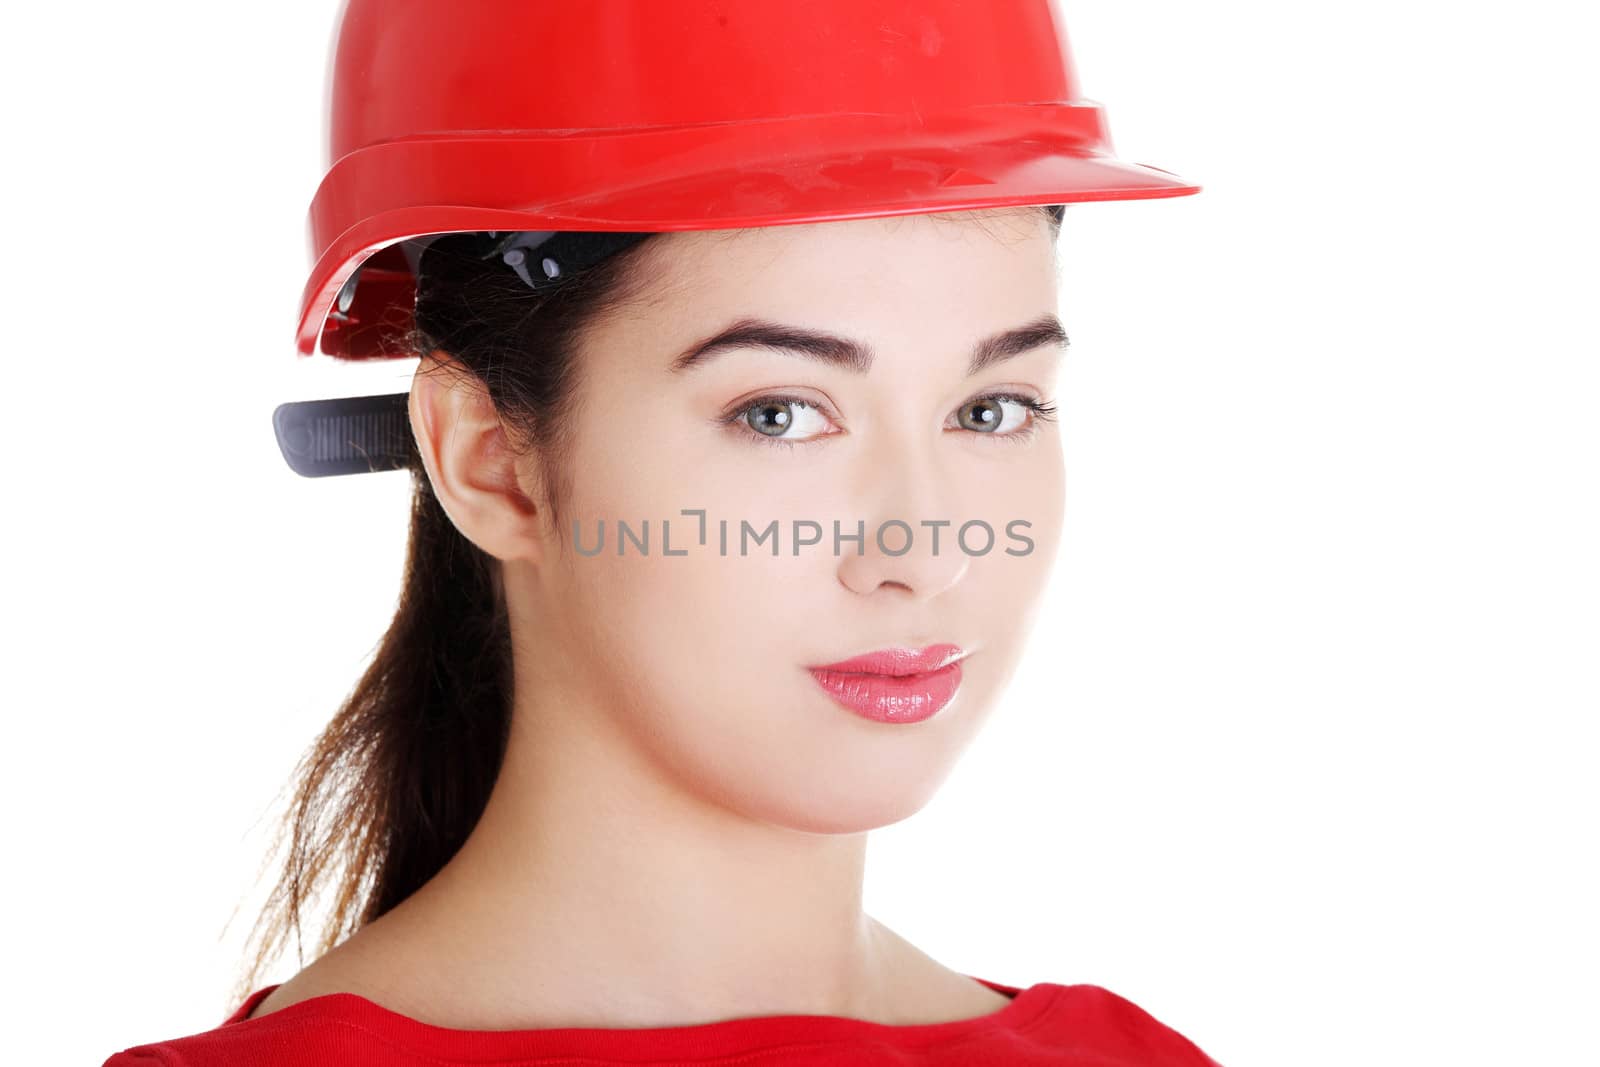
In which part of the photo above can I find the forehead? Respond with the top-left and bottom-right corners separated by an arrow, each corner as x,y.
623,210 -> 1058,323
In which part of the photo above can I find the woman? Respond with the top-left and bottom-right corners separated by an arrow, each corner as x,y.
104,2 -> 1213,1063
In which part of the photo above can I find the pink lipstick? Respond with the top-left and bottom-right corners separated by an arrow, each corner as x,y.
807,643 -> 967,724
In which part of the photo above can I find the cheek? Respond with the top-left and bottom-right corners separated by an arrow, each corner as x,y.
1022,444 -> 1067,569
951,443 -> 1066,568
582,540 -> 824,688
571,548 -> 847,823
560,514 -> 814,712
950,444 -> 1066,656
556,397 -> 815,709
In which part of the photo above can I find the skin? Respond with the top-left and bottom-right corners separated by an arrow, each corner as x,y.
251,208 -> 1068,1030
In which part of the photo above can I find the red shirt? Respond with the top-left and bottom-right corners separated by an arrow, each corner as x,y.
100,976 -> 1223,1065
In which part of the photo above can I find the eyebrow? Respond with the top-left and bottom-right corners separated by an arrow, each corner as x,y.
667,313 -> 1069,376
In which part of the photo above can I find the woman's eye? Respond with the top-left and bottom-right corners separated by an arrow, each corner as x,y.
726,396 -> 837,448
953,394 -> 1057,439
723,392 -> 1056,450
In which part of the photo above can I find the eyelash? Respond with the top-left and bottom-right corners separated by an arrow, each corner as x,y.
721,392 -> 1058,451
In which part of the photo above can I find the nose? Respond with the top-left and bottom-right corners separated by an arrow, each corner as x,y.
837,526 -> 970,599
835,441 -> 970,601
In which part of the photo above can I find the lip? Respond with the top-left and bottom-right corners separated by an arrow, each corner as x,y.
809,643 -> 968,676
807,644 -> 967,724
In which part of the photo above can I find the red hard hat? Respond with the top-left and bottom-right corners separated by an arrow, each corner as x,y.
297,0 -> 1199,363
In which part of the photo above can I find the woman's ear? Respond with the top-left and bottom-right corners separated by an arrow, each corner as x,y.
408,349 -> 546,564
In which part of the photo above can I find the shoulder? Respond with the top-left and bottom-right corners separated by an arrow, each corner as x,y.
95,985 -> 400,1067
1044,983 -> 1225,1067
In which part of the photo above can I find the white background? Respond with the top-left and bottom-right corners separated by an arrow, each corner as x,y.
4,2 -> 1596,1065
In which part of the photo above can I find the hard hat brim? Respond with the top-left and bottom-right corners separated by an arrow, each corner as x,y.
297,103 -> 1199,358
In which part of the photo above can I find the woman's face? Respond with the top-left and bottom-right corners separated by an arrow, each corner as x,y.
517,210 -> 1066,832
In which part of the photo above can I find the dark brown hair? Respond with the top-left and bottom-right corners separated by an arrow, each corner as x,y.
229,205 -> 1064,1005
